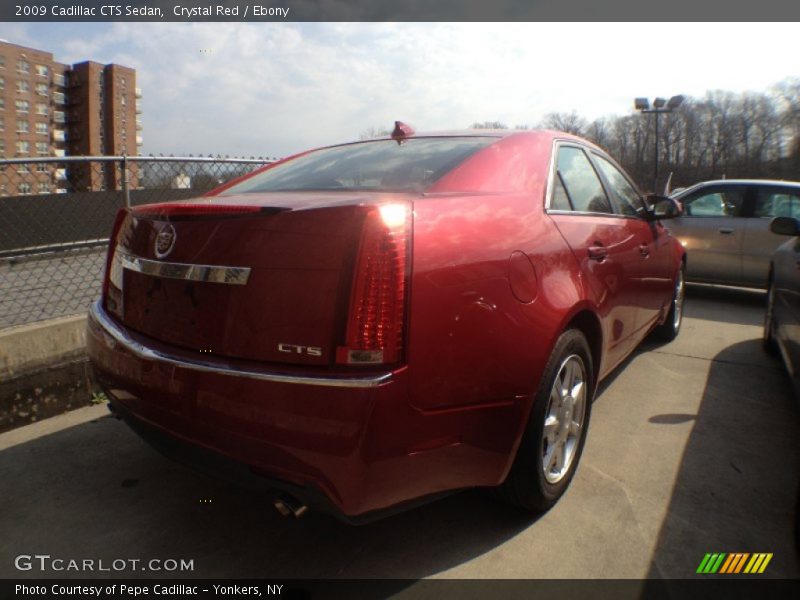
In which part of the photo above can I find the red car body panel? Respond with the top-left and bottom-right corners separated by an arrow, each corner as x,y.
88,130 -> 684,520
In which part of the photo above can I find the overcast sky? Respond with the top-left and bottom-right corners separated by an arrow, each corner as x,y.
1,22 -> 798,158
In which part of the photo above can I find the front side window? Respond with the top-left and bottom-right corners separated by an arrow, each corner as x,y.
682,188 -> 745,217
553,146 -> 612,214
593,154 -> 646,217
221,137 -> 495,194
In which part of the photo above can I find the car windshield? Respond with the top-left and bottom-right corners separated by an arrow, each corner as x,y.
221,137 -> 495,194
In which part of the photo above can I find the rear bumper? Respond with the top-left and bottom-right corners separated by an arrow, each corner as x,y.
87,301 -> 518,519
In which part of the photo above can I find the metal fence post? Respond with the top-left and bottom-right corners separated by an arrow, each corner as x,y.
121,153 -> 131,208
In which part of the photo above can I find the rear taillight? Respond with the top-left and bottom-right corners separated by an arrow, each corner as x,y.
102,208 -> 131,317
336,203 -> 411,366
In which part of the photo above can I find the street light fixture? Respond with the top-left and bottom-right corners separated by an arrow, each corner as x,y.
635,94 -> 684,192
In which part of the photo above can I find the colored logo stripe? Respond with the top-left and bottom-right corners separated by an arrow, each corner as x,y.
744,553 -> 773,574
697,553 -> 772,574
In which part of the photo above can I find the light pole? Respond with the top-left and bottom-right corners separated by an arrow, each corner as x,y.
634,95 -> 684,192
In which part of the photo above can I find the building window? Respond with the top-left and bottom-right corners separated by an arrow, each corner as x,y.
35,82 -> 47,96
0,56 -> 5,69
0,185 -> 7,197
17,119 -> 29,133
16,59 -> 30,74
52,92 -> 66,104
17,164 -> 30,173
36,162 -> 48,171
16,140 -> 29,154
35,65 -> 48,77
53,73 -> 66,87
0,117 -> 4,131
36,142 -> 48,155
35,122 -> 47,135
18,183 -> 32,195
36,103 -> 47,115
15,99 -> 29,113
38,183 -> 50,193
0,140 -> 4,156
17,80 -> 29,94
0,75 -> 4,89
0,98 -> 4,110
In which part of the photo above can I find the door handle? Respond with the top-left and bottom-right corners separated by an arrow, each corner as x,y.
639,243 -> 650,258
718,227 -> 735,234
588,245 -> 607,261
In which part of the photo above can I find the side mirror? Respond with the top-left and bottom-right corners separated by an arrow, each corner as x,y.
645,194 -> 683,221
769,216 -> 800,236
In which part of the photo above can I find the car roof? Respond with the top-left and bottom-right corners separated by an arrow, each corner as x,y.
678,178 -> 800,191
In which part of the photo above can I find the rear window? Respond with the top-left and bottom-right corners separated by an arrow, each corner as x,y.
221,137 -> 495,194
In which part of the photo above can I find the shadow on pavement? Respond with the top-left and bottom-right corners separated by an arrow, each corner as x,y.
643,339 -> 800,579
0,412 -> 539,581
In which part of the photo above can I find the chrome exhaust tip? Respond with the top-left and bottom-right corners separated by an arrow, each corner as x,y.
273,494 -> 308,518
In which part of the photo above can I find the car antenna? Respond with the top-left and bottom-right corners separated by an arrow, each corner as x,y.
391,121 -> 415,145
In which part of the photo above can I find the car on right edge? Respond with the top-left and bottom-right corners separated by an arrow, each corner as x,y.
669,179 -> 800,288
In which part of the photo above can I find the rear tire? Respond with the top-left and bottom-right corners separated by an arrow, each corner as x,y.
500,329 -> 594,512
654,263 -> 685,342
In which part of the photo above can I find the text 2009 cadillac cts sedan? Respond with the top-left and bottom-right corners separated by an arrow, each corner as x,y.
88,126 -> 685,522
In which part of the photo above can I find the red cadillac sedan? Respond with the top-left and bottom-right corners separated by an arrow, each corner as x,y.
88,126 -> 685,523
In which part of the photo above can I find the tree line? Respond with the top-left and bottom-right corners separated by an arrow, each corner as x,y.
472,78 -> 800,192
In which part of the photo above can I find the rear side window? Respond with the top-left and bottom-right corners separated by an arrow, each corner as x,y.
754,188 -> 800,218
683,188 -> 745,217
221,137 -> 495,194
593,154 -> 646,217
553,146 -> 612,214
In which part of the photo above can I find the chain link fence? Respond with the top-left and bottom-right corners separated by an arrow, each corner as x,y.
0,156 -> 274,329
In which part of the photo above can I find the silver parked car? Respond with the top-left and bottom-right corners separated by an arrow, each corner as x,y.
669,179 -> 800,288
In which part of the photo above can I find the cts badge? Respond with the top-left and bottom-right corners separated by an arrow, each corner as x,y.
155,223 -> 177,258
278,343 -> 323,357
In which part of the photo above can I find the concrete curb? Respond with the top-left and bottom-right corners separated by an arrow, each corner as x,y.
0,314 -> 87,381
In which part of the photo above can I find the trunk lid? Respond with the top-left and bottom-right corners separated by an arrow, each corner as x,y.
106,193 -> 411,367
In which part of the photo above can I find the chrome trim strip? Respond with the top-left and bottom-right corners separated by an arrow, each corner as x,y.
117,249 -> 251,285
89,301 -> 393,389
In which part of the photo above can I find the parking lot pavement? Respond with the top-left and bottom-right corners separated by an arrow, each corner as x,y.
0,285 -> 797,581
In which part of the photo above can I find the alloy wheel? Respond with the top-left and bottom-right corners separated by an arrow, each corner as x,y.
541,354 -> 587,485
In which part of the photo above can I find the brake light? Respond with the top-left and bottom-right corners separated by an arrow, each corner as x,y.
102,208 -> 131,317
336,203 -> 411,365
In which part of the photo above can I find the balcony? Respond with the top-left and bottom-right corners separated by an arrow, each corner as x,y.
53,111 -> 66,124
53,74 -> 66,87
53,149 -> 65,157
54,168 -> 67,180
53,92 -> 66,105
135,87 -> 142,98
52,129 -> 66,142
135,101 -> 142,114
136,135 -> 143,146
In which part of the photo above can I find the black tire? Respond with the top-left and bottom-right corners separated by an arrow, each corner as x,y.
654,263 -> 685,342
763,273 -> 778,355
500,329 -> 594,512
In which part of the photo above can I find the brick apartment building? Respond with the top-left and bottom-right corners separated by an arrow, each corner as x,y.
0,40 -> 142,195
